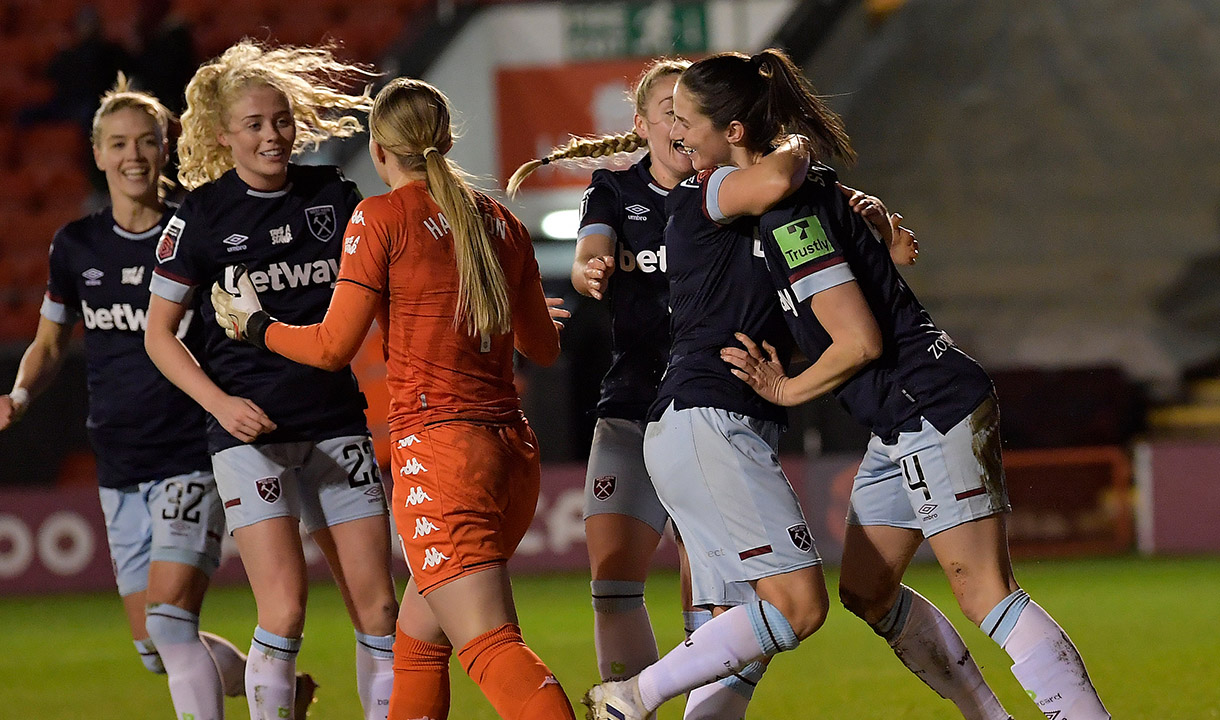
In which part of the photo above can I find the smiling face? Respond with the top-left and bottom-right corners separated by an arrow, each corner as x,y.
669,80 -> 733,172
92,106 -> 166,205
633,74 -> 693,188
217,83 -> 295,191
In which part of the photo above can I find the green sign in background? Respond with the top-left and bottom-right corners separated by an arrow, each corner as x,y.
567,2 -> 708,59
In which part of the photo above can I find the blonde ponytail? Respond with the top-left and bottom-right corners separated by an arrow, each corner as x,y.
371,78 -> 511,337
506,132 -> 643,197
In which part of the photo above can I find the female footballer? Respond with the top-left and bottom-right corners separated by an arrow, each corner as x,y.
211,77 -> 577,720
143,41 -> 398,720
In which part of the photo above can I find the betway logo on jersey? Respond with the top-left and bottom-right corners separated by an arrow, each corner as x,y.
246,259 -> 340,293
618,245 -> 666,274
81,299 -> 193,337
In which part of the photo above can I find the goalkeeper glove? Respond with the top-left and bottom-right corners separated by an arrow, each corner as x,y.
211,264 -> 274,349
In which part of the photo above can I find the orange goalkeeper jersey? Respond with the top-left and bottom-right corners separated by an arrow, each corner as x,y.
267,180 -> 559,436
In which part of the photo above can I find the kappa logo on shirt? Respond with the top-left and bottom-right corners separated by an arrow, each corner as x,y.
157,216 -> 185,263
396,435 -> 420,448
421,547 -> 450,569
350,210 -> 365,226
82,268 -> 104,286
399,458 -> 427,476
412,517 -> 439,539
403,486 -> 433,507
121,266 -> 145,285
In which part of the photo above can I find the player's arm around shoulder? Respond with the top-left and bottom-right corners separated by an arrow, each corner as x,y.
715,134 -> 812,220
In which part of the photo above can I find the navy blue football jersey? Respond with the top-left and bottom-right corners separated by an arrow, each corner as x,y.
150,164 -> 369,452
757,164 -> 993,443
43,206 -> 210,489
649,166 -> 792,425
579,156 -> 671,420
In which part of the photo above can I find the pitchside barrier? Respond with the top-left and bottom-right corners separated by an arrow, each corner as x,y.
0,447 -> 1146,596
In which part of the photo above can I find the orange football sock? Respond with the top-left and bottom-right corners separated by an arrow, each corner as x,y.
389,627 -> 452,720
456,623 -> 575,720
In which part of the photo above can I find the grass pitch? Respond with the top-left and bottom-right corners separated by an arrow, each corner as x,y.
1,556 -> 1217,719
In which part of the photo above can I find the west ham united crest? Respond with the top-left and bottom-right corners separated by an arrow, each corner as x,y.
787,523 -> 813,552
592,475 -> 616,501
256,476 -> 282,504
304,205 -> 337,241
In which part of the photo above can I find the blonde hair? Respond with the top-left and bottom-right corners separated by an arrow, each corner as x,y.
91,72 -> 175,196
177,40 -> 375,190
371,78 -> 511,337
506,57 -> 690,196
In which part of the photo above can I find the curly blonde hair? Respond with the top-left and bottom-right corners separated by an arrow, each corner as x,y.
506,57 -> 689,196
177,40 -> 376,190
91,72 -> 175,196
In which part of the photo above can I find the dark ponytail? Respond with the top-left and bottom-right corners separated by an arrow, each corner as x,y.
680,47 -> 856,165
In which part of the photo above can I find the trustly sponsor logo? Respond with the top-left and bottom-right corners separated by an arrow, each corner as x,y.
772,215 -> 833,270
247,259 -> 340,293
121,266 -> 145,285
305,205 -> 337,241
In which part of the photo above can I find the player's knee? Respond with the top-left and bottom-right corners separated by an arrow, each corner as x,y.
769,591 -> 828,641
838,583 -> 892,625
353,594 -> 399,636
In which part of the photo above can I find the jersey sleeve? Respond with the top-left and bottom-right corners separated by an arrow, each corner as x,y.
772,189 -> 856,303
150,196 -> 206,304
578,170 -> 620,242
336,197 -> 393,296
41,227 -> 79,325
506,212 -> 560,363
701,166 -> 739,224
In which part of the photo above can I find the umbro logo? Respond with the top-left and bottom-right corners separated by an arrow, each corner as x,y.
82,268 -> 104,286
625,204 -> 649,221
223,234 -> 248,253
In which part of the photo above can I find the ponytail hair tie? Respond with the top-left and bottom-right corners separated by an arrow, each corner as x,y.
423,146 -> 440,158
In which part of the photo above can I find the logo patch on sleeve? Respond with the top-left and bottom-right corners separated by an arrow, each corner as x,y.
156,216 -> 185,263
772,215 -> 834,270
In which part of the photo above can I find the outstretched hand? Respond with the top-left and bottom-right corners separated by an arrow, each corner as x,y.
720,332 -> 792,406
546,296 -> 572,332
211,265 -> 273,347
